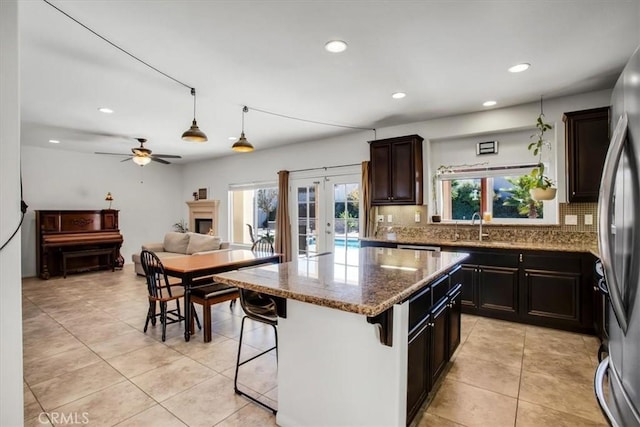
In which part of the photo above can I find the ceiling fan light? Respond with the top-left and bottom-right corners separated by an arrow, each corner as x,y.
132,156 -> 152,166
232,132 -> 254,152
182,119 -> 208,142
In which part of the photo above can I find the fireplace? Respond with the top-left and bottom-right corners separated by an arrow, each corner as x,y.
194,219 -> 213,234
186,200 -> 220,235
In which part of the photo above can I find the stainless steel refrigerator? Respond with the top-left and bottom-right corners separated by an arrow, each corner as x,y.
595,44 -> 640,427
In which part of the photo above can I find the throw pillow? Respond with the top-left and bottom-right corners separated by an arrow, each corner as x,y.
186,233 -> 222,255
163,232 -> 190,254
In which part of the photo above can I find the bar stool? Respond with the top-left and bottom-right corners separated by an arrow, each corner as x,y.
189,283 -> 239,342
234,288 -> 278,414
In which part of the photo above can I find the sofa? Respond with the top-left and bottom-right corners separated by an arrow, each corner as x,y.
132,232 -> 230,276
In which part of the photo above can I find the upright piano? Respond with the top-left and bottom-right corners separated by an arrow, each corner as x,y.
36,210 -> 124,279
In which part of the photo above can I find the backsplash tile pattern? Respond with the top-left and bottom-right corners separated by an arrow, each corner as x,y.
373,203 -> 598,246
376,203 -> 597,231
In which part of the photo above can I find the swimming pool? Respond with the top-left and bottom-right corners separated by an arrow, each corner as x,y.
334,237 -> 360,248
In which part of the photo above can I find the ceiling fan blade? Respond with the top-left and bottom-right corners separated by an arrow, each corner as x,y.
153,154 -> 182,159
95,152 -> 132,156
151,157 -> 171,165
120,157 -> 133,163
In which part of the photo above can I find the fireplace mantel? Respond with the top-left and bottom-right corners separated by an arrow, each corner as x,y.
186,200 -> 220,235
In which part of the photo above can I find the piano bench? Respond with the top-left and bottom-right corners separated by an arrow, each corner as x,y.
62,248 -> 115,278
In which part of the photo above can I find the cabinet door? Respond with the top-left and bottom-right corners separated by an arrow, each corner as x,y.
390,139 -> 417,203
478,266 -> 519,320
448,285 -> 463,359
458,264 -> 478,310
564,107 -> 610,202
430,299 -> 449,386
407,318 -> 430,423
521,269 -> 582,328
370,142 -> 392,204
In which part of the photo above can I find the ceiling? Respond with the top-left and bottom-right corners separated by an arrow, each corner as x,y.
19,1 -> 640,164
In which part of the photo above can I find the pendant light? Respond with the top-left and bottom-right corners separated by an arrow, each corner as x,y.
182,88 -> 208,142
232,106 -> 254,152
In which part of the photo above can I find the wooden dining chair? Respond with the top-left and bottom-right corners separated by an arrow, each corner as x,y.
140,250 -> 201,341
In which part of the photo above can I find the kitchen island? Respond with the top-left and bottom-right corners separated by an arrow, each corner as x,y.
212,247 -> 468,427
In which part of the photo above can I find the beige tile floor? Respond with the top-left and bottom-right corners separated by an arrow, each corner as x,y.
22,266 -> 606,426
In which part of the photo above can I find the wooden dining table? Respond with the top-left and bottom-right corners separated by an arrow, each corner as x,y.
161,249 -> 281,341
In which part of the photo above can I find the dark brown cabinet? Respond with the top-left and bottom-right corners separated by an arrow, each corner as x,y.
454,250 -> 520,322
446,246 -> 594,334
406,266 -> 462,425
520,252 -> 591,331
457,264 -> 477,309
407,316 -> 430,423
564,107 -> 610,202
429,299 -> 449,386
369,134 -> 423,205
447,284 -> 463,359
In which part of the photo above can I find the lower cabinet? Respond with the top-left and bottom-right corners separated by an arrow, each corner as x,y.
448,247 -> 594,333
407,316 -> 430,423
406,267 -> 463,425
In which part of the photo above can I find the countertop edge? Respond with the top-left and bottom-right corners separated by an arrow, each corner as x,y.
360,236 -> 599,256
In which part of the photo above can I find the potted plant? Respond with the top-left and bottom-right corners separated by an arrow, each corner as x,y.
527,108 -> 557,201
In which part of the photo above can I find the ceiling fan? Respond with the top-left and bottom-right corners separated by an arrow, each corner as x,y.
95,138 -> 181,166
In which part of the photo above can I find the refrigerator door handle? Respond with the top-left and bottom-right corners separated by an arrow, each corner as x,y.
595,357 -> 622,427
598,113 -> 629,334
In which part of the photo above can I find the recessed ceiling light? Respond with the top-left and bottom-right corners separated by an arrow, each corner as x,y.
98,107 -> 114,114
228,136 -> 237,141
508,63 -> 530,73
324,40 -> 348,53
48,139 -> 60,144
483,100 -> 497,107
392,92 -> 406,99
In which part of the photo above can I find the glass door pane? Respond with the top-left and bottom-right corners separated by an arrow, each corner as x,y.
296,182 -> 318,257
291,173 -> 360,266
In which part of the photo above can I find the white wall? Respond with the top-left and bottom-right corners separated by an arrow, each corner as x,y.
20,146 -> 184,277
1,0 -> 24,424
182,90 -> 611,238
181,131 -> 372,239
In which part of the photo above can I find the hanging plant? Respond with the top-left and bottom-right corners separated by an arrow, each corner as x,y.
527,97 -> 557,200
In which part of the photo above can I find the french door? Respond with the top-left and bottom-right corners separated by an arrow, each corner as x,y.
291,172 -> 361,263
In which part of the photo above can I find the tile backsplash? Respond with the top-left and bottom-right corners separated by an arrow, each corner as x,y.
372,202 -> 598,245
375,202 -> 597,232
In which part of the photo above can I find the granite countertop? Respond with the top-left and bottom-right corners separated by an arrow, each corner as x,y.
212,248 -> 468,317
360,236 -> 599,257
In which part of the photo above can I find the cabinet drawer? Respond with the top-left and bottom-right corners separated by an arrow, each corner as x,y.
431,274 -> 450,306
476,252 -> 518,268
409,286 -> 432,333
521,252 -> 582,273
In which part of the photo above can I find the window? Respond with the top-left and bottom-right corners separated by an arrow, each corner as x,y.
437,165 -> 554,223
229,184 -> 278,245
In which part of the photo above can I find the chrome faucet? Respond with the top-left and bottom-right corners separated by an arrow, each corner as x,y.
471,212 -> 484,241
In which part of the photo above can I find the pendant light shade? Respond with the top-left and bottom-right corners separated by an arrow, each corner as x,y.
232,106 -> 254,152
182,88 -> 208,142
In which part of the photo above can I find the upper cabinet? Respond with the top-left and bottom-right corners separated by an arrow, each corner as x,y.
369,134 -> 424,205
564,107 -> 610,202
